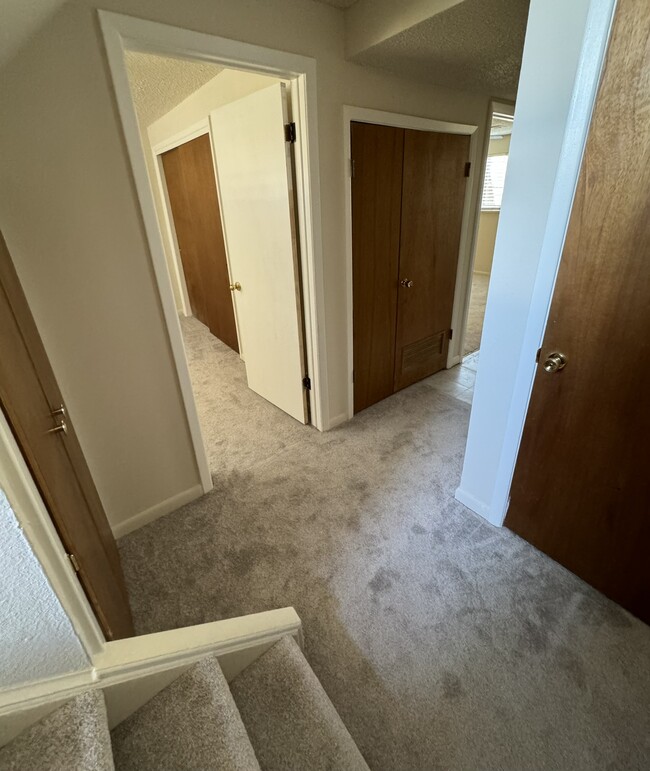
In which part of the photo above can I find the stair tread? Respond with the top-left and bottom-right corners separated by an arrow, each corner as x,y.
230,636 -> 369,771
111,654 -> 260,771
0,690 -> 114,771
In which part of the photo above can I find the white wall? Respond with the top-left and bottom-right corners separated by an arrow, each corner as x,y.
456,0 -> 617,525
0,491 -> 90,690
0,0 -> 489,531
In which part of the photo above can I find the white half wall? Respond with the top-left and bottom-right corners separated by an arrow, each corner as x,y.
456,0 -> 617,525
0,490 -> 90,690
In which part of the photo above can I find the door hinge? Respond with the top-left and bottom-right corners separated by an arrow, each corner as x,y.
350,158 -> 356,178
464,162 -> 471,178
449,328 -> 454,340
302,375 -> 312,390
535,347 -> 542,363
285,122 -> 297,143
68,553 -> 81,573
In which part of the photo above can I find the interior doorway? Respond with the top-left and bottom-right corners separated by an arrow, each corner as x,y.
122,54 -> 315,483
463,102 -> 514,366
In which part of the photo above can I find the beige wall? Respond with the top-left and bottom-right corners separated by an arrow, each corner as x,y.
474,211 -> 500,274
0,0 -> 488,531
474,133 -> 510,274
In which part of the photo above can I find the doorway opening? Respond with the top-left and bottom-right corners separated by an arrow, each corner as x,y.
462,102 -> 514,372
123,55 -> 314,482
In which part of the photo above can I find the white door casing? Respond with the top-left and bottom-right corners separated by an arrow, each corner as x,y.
210,83 -> 308,424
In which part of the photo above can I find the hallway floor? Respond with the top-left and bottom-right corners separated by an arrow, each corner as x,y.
119,317 -> 650,771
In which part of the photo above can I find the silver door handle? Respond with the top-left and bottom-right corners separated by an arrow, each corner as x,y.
543,352 -> 567,373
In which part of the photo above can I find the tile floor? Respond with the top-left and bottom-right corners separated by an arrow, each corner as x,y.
427,350 -> 479,404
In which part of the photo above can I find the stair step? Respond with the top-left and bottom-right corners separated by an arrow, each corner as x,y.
110,654 -> 260,771
230,636 -> 369,771
0,690 -> 114,771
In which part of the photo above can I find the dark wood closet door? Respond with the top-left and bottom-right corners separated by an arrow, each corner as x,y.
351,122 -> 404,413
161,134 -> 239,352
393,130 -> 470,391
505,0 -> 650,623
0,233 -> 134,640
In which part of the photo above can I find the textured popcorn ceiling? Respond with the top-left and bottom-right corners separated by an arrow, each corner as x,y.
312,0 -> 359,7
125,51 -> 223,128
352,0 -> 530,98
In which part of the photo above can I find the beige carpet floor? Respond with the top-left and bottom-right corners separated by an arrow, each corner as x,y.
118,317 -> 650,771
464,272 -> 490,355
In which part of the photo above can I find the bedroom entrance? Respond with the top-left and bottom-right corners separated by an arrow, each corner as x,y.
122,52 -> 320,486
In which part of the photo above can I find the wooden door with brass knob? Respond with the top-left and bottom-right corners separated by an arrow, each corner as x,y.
393,129 -> 470,392
161,133 -> 239,353
0,232 -> 134,640
505,0 -> 650,624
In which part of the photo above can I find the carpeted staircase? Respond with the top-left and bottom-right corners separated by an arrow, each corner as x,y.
0,636 -> 368,771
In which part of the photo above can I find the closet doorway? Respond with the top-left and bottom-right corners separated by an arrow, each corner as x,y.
346,111 -> 478,415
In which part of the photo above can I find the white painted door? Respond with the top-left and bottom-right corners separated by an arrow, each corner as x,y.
210,83 -> 307,424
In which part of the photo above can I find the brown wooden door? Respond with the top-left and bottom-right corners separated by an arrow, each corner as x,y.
0,233 -> 134,640
351,122 -> 404,413
393,130 -> 470,391
505,0 -> 650,624
161,134 -> 239,352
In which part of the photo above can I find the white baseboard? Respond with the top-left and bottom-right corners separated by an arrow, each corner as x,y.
327,411 -> 349,429
111,484 -> 204,538
454,486 -> 503,527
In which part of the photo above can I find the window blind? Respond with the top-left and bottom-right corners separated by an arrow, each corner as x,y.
481,154 -> 509,210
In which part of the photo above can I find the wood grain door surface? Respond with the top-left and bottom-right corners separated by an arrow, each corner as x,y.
505,0 -> 650,623
351,121 -> 470,411
351,122 -> 404,414
0,233 -> 134,640
161,134 -> 239,352
394,130 -> 470,391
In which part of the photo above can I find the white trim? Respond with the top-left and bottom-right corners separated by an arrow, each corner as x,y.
151,118 -> 209,156
0,413 -> 105,659
328,411 -> 349,429
150,119 -> 212,319
151,153 -> 192,316
457,99 -> 514,362
98,11 -> 329,432
111,484 -> 204,538
0,608 -> 301,746
343,105 -> 479,419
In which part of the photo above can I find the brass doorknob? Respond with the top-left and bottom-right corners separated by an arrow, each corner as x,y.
543,352 -> 567,373
400,278 -> 414,288
229,282 -> 242,292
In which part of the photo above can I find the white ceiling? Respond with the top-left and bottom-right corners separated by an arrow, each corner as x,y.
125,51 -> 223,128
351,0 -> 530,98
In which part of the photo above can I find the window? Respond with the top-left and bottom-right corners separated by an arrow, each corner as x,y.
481,154 -> 509,210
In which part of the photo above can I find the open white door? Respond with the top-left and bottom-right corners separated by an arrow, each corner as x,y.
210,83 -> 308,424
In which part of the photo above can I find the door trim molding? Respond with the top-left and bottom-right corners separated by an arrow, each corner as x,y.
343,106 -> 479,420
150,120 -> 212,319
98,15 -> 330,482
